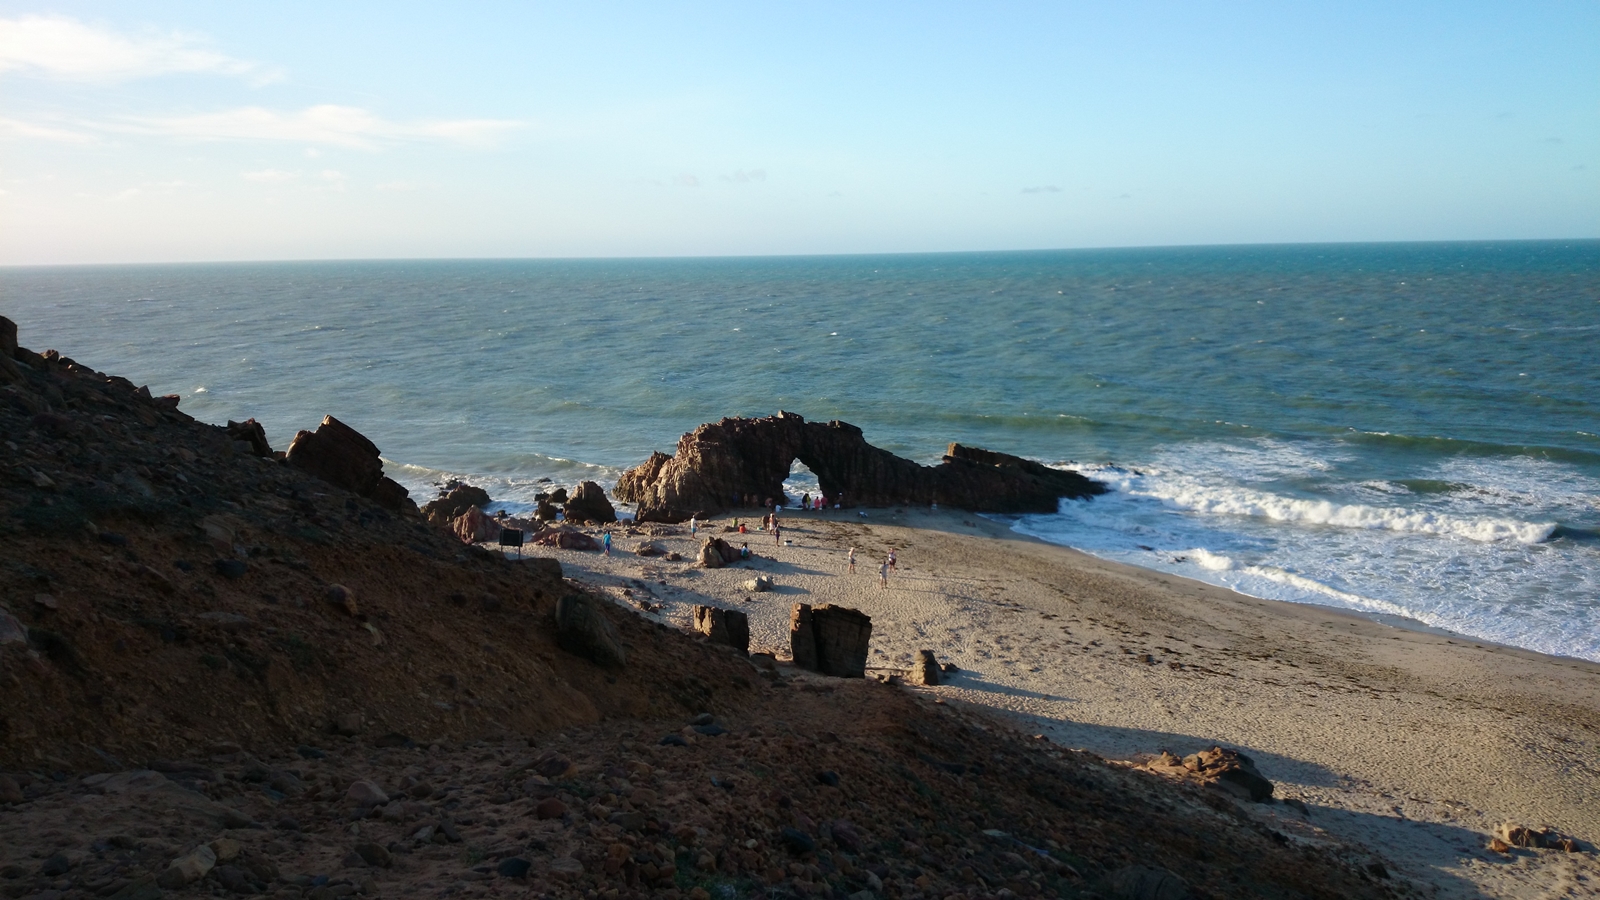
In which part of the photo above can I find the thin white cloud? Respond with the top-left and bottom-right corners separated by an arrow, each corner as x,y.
1021,185 -> 1062,194
673,173 -> 700,187
242,168 -> 298,183
121,105 -> 522,149
721,169 -> 767,183
0,15 -> 276,83
0,115 -> 96,143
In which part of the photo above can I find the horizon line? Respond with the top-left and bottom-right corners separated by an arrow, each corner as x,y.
3,236 -> 1597,270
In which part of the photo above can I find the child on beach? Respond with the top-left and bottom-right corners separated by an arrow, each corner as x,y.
739,542 -> 750,559
848,547 -> 857,573
878,559 -> 889,588
689,515 -> 697,536
602,532 -> 612,556
887,548 -> 897,572
773,524 -> 782,545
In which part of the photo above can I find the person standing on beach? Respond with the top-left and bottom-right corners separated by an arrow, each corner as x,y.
602,531 -> 612,556
848,547 -> 857,573
878,559 -> 889,588
887,548 -> 897,572
689,515 -> 698,537
773,523 -> 782,546
802,492 -> 810,511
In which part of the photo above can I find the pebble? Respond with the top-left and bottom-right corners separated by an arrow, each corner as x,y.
693,724 -> 728,737
779,827 -> 815,855
345,780 -> 389,806
326,584 -> 358,616
548,857 -> 584,878
815,770 -> 840,787
352,842 -> 391,868
535,798 -> 567,819
495,857 -> 532,878
213,558 -> 248,579
659,734 -> 688,747
0,775 -> 23,804
532,753 -> 572,778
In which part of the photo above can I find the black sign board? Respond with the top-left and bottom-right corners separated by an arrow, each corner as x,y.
499,529 -> 524,547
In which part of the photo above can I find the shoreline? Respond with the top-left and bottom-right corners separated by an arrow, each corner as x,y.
530,505 -> 1600,899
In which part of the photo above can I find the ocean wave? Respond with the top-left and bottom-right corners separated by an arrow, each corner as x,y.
1346,430 -> 1600,466
1075,469 -> 1556,544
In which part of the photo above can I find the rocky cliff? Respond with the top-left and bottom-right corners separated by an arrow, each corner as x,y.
614,412 -> 1106,522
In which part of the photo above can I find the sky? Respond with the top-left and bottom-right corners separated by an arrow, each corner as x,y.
0,1 -> 1595,265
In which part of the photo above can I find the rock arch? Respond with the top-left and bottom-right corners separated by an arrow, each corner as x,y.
614,411 -> 1105,522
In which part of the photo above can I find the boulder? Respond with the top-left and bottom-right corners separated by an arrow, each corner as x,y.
535,498 -> 559,520
563,480 -> 617,524
693,606 -> 750,654
555,593 -> 626,668
614,412 -> 1106,521
225,419 -> 273,457
696,537 -> 740,568
635,542 -> 664,557
157,844 -> 216,889
450,506 -> 503,545
422,481 -> 492,526
742,576 -> 773,592
286,415 -> 417,514
0,315 -> 15,358
789,603 -> 818,671
908,649 -> 941,685
811,605 -> 872,677
1182,747 -> 1274,802
532,528 -> 601,551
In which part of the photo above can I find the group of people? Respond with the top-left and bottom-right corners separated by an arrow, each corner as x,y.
847,545 -> 897,586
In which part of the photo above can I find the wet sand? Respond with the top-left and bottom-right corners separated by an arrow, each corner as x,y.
541,507 -> 1600,900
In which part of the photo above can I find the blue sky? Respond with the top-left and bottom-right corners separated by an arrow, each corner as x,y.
1,2 -> 1594,264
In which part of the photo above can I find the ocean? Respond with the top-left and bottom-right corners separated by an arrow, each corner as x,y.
5,242 -> 1598,661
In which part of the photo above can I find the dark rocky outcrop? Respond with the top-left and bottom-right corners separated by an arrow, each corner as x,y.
225,419 -> 273,458
563,480 -> 617,524
449,506 -> 503,544
422,481 -> 492,527
693,605 -> 750,654
1145,746 -> 1274,803
555,593 -> 626,668
615,412 -> 1105,521
790,603 -> 872,677
285,415 -> 418,515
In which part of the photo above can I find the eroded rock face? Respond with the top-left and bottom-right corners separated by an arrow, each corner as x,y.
422,482 -> 492,527
614,412 -> 1104,521
286,415 -> 418,515
563,481 -> 617,524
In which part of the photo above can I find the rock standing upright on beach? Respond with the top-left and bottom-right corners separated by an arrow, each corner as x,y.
693,605 -> 750,654
790,603 -> 818,671
909,649 -> 942,685
789,603 -> 871,677
563,480 -> 617,524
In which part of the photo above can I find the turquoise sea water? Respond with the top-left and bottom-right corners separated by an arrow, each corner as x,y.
4,242 -> 1598,660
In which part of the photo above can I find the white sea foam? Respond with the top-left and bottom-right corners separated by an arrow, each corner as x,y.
1079,464 -> 1555,544
1021,442 -> 1600,663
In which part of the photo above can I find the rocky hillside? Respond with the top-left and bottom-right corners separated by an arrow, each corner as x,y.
0,318 -> 1401,899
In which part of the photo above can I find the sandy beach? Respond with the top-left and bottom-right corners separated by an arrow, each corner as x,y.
540,507 -> 1600,900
